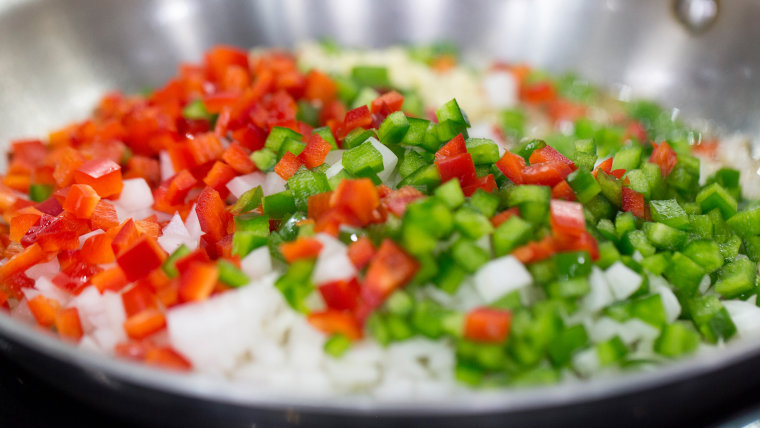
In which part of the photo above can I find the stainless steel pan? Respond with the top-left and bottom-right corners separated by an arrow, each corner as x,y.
1,0 -> 759,426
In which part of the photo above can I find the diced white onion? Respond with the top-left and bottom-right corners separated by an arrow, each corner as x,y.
650,274 -> 681,322
367,137 -> 398,182
605,262 -> 641,301
723,300 -> 760,337
25,258 -> 60,281
263,172 -> 287,195
226,172 -> 266,199
583,267 -> 615,313
473,255 -> 532,303
311,233 -> 356,285
325,161 -> 344,179
78,229 -> 104,246
240,246 -> 273,281
482,70 -> 517,109
185,204 -> 203,243
159,150 -> 175,182
113,178 -> 154,212
158,213 -> 195,253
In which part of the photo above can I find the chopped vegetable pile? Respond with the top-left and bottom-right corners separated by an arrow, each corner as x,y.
1,42 -> 760,390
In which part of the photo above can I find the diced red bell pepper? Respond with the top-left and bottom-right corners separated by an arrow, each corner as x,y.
55,307 -> 83,341
53,147 -> 86,188
81,233 -> 115,265
550,199 -> 586,237
27,295 -> 60,327
624,120 -> 648,142
555,230 -> 600,261
187,133 -> 225,166
221,142 -> 256,174
464,307 -> 513,343
491,207 -> 520,227
649,141 -> 678,177
178,262 -> 219,302
304,70 -> 338,104
274,152 -> 303,181
381,186 -> 424,217
551,180 -> 576,201
298,134 -> 333,169
202,161 -> 237,197
91,266 -> 129,293
339,105 -> 372,138
495,151 -> 526,185
125,155 -> 161,188
122,283 -> 158,317
0,242 -> 45,282
174,248 -> 211,274
511,236 -> 557,264
116,236 -> 167,282
10,139 -> 46,168
231,124 -> 267,152
307,310 -> 363,340
109,219 -> 141,256
144,347 -> 192,371
330,179 -> 380,225
462,174 -> 496,197
135,215 -> 162,239
529,145 -> 576,170
347,237 -> 375,270
519,81 -> 557,104
595,157 -> 614,176
196,187 -> 230,242
318,278 -> 361,311
9,209 -> 42,242
521,161 -> 573,186
370,90 -> 404,116
73,159 -> 123,198
307,191 -> 333,220
435,153 -> 477,188
280,237 -> 324,263
34,196 -> 63,217
204,45 -> 249,83
53,260 -> 102,296
90,200 -> 119,231
622,186 -> 647,219
63,184 -> 101,219
124,308 -> 167,340
435,134 -> 467,161
361,239 -> 419,311
21,214 -> 83,252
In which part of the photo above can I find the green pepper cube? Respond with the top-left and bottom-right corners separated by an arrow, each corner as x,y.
451,238 -> 490,273
454,206 -> 493,240
681,239 -> 723,273
696,183 -> 738,219
492,216 -> 532,257
597,171 -> 623,206
182,99 -> 213,121
342,141 -> 384,175
663,252 -> 705,296
313,126 -> 338,150
228,185 -> 264,215
624,169 -> 651,200
217,259 -> 250,288
469,188 -> 500,217
434,178 -> 465,209
400,117 -> 430,147
343,128 -> 375,149
596,336 -> 628,366
324,334 -> 352,358
264,126 -> 302,153
378,111 -> 410,144
274,259 -> 315,312
727,208 -> 760,237
642,222 -> 688,250
514,139 -> 546,162
714,258 -> 757,298
434,253 -> 467,294
567,169 -> 601,203
162,244 -> 191,278
29,184 -> 54,203
649,199 -> 690,231
465,138 -> 499,165
688,295 -> 737,343
654,322 -> 700,358
262,191 -> 296,219
548,324 -> 589,367
287,169 -> 330,212
351,65 -> 390,88
436,98 -> 470,127
611,145 -> 642,171
251,148 -> 277,171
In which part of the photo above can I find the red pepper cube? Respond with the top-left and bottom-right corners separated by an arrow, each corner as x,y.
496,151 -> 527,185
202,161 -> 237,197
124,308 -> 167,340
27,294 -> 60,327
307,310 -> 363,340
116,236 -> 167,282
347,236 -> 375,270
221,142 -> 256,174
521,161 -> 574,187
55,307 -> 84,341
435,153 -> 477,188
318,278 -> 361,311
274,152 -> 303,181
280,237 -> 324,263
550,199 -> 586,238
370,90 -> 404,116
178,262 -> 218,302
622,186 -> 647,219
649,141 -> 678,177
298,134 -> 332,169
165,170 -> 198,205
304,70 -> 338,105
462,174 -> 497,197
74,159 -> 123,198
330,179 -> 380,225
464,307 -> 512,343
63,184 -> 101,219
528,145 -> 576,169
435,134 -> 467,161
144,347 -> 192,371
196,187 -> 229,242
361,239 -> 419,312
